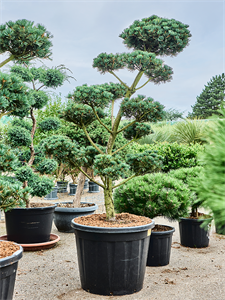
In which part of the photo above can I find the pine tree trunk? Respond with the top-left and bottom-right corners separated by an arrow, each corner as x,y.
72,167 -> 87,207
104,178 -> 115,221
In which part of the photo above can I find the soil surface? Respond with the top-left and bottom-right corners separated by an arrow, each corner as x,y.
0,241 -> 20,258
30,202 -> 56,208
152,224 -> 172,232
74,213 -> 152,227
57,203 -> 95,208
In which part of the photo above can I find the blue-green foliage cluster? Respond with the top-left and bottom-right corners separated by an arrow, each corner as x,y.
121,95 -> 165,122
35,158 -> 58,174
93,154 -> 130,181
0,19 -> 53,61
11,118 -> 32,131
119,15 -> 191,56
7,126 -> 31,147
114,173 -> 192,220
123,122 -> 152,140
39,117 -> 60,131
0,144 -> 18,173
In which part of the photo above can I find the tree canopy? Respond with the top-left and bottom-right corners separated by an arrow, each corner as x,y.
189,73 -> 225,118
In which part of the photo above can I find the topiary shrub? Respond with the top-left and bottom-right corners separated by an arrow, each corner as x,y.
132,142 -> 204,172
7,126 -> 32,147
28,174 -> 54,197
38,117 -> 61,131
35,158 -> 58,175
11,118 -> 32,132
114,172 -> 192,220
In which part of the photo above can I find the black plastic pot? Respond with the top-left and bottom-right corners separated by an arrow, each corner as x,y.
179,216 -> 212,248
147,224 -> 175,266
88,181 -> 100,193
0,241 -> 23,300
54,202 -> 98,233
71,218 -> 155,296
69,183 -> 77,196
5,204 -> 56,244
57,181 -> 68,193
44,186 -> 58,200
83,178 -> 89,190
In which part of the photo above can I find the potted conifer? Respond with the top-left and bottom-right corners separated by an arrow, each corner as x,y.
45,15 -> 191,295
169,166 -> 213,247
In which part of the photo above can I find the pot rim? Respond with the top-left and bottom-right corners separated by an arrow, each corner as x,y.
54,201 -> 98,213
0,241 -> 23,267
71,218 -> 155,234
5,204 -> 57,211
151,224 -> 175,235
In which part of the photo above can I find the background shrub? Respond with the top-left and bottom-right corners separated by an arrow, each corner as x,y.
114,172 -> 192,220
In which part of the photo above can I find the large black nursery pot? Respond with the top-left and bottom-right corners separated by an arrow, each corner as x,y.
71,218 -> 155,296
0,241 -> 23,300
54,202 -> 98,233
57,181 -> 68,193
5,204 -> 56,244
179,216 -> 212,248
147,224 -> 175,267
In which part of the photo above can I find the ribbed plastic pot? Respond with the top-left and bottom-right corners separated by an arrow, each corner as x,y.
83,179 -> 89,190
44,187 -> 58,200
69,183 -> 77,196
0,241 -> 23,300
179,217 -> 212,248
71,218 -> 155,296
147,224 -> 175,266
88,181 -> 100,193
57,181 -> 68,193
54,202 -> 98,233
5,204 -> 56,244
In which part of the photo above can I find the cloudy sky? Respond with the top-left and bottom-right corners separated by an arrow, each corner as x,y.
0,0 -> 224,116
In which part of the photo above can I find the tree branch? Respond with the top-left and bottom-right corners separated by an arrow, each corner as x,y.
117,120 -> 136,134
81,123 -> 104,154
135,77 -> 152,91
109,71 -> 130,89
91,106 -> 113,134
76,166 -> 105,188
112,174 -> 136,189
0,54 -> 15,68
112,138 -> 136,155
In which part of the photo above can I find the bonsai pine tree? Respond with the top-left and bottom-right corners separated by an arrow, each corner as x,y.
45,16 -> 191,221
0,19 -> 53,67
10,63 -> 71,166
189,73 -> 225,118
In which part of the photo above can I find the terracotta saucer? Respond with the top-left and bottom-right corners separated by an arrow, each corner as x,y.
0,234 -> 60,251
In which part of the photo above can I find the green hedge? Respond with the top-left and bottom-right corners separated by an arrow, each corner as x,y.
114,172 -> 192,220
131,142 -> 204,172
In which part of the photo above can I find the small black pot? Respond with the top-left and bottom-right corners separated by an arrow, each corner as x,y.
54,202 -> 98,233
44,186 -> 58,200
179,216 -> 212,248
147,224 -> 175,266
0,241 -> 23,300
71,218 -> 155,296
83,178 -> 89,190
69,183 -> 77,196
5,204 -> 56,244
88,181 -> 100,193
57,181 -> 68,193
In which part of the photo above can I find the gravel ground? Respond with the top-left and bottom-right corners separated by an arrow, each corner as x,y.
0,189 -> 225,300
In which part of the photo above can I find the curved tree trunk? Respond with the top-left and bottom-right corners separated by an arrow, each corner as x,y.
28,107 -> 36,166
73,167 -> 87,207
